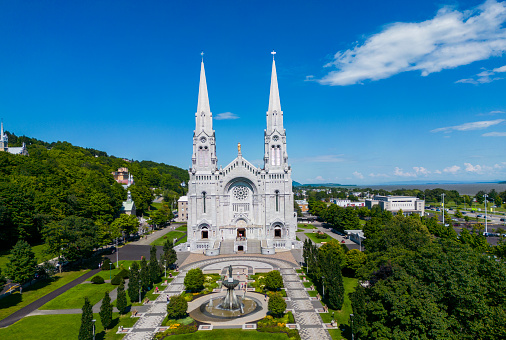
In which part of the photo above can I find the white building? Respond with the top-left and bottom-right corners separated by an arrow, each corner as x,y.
0,122 -> 29,156
332,199 -> 365,208
120,191 -> 136,216
366,195 -> 425,216
177,196 -> 188,222
185,54 -> 298,255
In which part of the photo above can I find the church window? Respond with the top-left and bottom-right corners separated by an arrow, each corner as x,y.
233,186 -> 248,200
202,192 -> 207,213
275,190 -> 279,211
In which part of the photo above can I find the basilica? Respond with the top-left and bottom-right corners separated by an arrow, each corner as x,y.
185,54 -> 298,255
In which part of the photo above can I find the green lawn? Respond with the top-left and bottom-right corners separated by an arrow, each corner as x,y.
87,261 -> 136,281
297,223 -> 317,229
175,235 -> 187,245
167,329 -> 289,340
176,225 -> 187,231
0,269 -> 90,321
0,313 -> 109,340
40,282 -> 115,310
0,244 -> 51,271
305,232 -> 333,243
150,231 -> 186,246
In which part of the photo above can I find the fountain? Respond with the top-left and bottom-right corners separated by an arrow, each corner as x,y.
190,265 -> 263,321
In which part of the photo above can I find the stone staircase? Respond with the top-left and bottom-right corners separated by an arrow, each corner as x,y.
220,240 -> 235,255
246,239 -> 261,254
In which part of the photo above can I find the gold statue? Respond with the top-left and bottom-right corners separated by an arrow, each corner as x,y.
238,142 -> 241,153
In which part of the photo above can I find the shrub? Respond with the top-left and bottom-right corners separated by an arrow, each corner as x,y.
91,275 -> 105,284
268,294 -> 287,317
287,311 -> 295,323
111,275 -> 122,285
167,294 -> 188,319
184,268 -> 204,292
102,258 -> 115,271
264,270 -> 284,291
315,232 -> 328,239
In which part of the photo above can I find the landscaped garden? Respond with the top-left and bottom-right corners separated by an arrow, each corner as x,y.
304,231 -> 333,243
151,231 -> 186,246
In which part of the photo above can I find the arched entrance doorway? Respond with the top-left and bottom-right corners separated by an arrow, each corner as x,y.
274,228 -> 281,238
237,228 -> 246,238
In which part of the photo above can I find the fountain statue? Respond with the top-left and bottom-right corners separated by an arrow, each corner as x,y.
219,265 -> 240,310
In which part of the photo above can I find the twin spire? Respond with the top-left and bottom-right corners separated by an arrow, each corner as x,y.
195,52 -> 283,133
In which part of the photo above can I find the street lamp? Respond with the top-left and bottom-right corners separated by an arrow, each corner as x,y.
92,319 -> 96,340
321,276 -> 325,300
441,193 -> 445,226
116,238 -> 119,267
484,194 -> 488,234
109,262 -> 112,280
139,280 -> 142,303
164,260 -> 167,278
350,314 -> 354,340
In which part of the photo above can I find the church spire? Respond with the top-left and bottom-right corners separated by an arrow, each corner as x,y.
268,51 -> 282,114
195,55 -> 212,134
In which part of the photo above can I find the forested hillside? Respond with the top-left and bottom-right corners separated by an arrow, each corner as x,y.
0,132 -> 188,250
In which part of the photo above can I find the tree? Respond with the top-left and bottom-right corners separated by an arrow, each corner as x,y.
149,245 -> 161,284
116,278 -> 127,314
166,294 -> 188,319
99,291 -> 113,329
110,214 -> 139,237
140,257 -> 150,290
78,297 -> 93,340
129,184 -> 154,216
128,261 -> 140,303
163,239 -> 177,268
6,239 -> 38,286
350,285 -> 367,338
318,240 -> 345,309
268,293 -> 287,317
495,196 -> 503,207
345,249 -> 367,277
184,268 -> 205,292
454,209 -> 463,218
264,270 -> 283,291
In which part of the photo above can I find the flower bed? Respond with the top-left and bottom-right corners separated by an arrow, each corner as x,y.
257,314 -> 300,340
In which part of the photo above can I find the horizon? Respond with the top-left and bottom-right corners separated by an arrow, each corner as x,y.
1,0 -> 505,185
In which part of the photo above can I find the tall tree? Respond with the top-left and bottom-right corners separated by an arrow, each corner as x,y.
128,261 -> 140,303
149,245 -> 161,284
140,257 -> 150,290
99,291 -> 113,329
163,239 -> 177,269
110,214 -> 139,237
78,297 -> 93,340
6,239 -> 38,286
116,278 -> 127,314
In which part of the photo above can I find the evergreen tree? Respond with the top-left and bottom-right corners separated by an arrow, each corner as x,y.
149,245 -> 161,284
268,293 -> 287,317
78,297 -> 93,340
140,257 -> 150,290
128,261 -> 140,303
163,239 -> 177,268
99,291 -> 113,329
116,278 -> 127,314
166,294 -> 188,319
184,268 -> 205,292
350,285 -> 366,338
6,239 -> 38,286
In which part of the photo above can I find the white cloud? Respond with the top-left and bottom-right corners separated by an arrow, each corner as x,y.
214,112 -> 239,120
369,173 -> 390,178
464,162 -> 505,173
294,154 -> 347,163
493,65 -> 506,72
394,167 -> 417,177
431,119 -> 505,133
319,1 -> 506,86
353,171 -> 364,179
413,167 -> 430,176
305,75 -> 315,81
491,110 -> 506,113
482,131 -> 506,136
456,65 -> 506,84
465,163 -> 483,173
443,165 -> 461,174
434,170 -> 442,174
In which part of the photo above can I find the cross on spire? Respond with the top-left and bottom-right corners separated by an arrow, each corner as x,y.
201,50 -> 204,61
271,50 -> 276,60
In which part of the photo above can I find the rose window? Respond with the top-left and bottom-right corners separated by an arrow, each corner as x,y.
233,186 -> 249,200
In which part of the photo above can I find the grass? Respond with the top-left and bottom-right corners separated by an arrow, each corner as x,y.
297,223 -> 317,229
87,261 -> 136,281
167,329 -> 290,339
150,231 -> 186,246
307,290 -> 318,297
0,313 -> 109,340
303,281 -> 312,288
176,225 -> 187,231
175,235 -> 187,245
0,244 -> 51,271
0,269 -> 90,321
40,282 -> 115,310
305,232 -> 333,243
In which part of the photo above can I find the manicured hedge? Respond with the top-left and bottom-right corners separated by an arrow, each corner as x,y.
91,275 -> 105,284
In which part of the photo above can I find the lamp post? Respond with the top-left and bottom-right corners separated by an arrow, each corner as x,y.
92,319 -> 96,340
441,193 -> 445,226
484,194 -> 488,234
164,260 -> 167,278
109,262 -> 112,280
116,238 -> 119,267
350,314 -> 354,340
139,280 -> 142,303
321,276 -> 325,300
181,181 -> 186,195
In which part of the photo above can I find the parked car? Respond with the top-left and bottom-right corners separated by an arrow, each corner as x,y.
500,218 -> 505,222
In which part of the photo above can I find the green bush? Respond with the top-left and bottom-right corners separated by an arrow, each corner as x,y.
91,275 -> 105,284
315,232 -> 328,239
111,274 -> 122,285
167,294 -> 188,319
268,294 -> 287,317
264,270 -> 284,291
184,268 -> 204,292
154,322 -> 197,339
102,258 -> 115,271
110,269 -> 129,284
287,311 -> 295,323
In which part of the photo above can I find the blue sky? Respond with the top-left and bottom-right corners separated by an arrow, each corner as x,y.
1,0 -> 505,185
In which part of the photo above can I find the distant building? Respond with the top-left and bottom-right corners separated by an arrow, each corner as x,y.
120,191 -> 136,216
177,196 -> 188,222
295,199 -> 309,213
332,199 -> 365,208
366,195 -> 424,216
0,122 -> 29,156
112,167 -> 134,188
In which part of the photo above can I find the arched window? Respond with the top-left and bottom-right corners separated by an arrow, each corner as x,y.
275,190 -> 279,212
202,192 -> 207,213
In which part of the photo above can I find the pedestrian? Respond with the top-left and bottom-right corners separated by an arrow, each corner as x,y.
167,295 -> 170,304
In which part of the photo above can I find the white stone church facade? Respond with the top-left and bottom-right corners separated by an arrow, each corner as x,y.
185,55 -> 298,255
